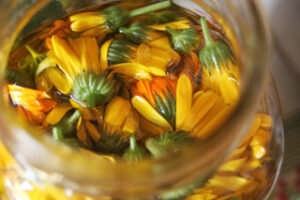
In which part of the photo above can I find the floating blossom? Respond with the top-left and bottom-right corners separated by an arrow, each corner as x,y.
69,1 -> 172,34
146,131 -> 192,158
132,77 -> 176,127
123,135 -> 147,163
119,21 -> 164,44
166,26 -> 199,53
71,73 -> 115,108
36,36 -> 115,108
8,85 -> 57,124
102,37 -> 180,79
199,17 -> 240,104
175,74 -> 235,138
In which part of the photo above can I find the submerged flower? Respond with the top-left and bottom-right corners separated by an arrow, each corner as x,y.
8,85 -> 57,124
199,17 -> 240,104
119,21 -> 164,44
176,74 -> 235,139
166,26 -> 199,53
94,97 -> 139,153
131,77 -> 177,129
146,131 -> 192,158
123,135 -> 147,163
101,37 -> 181,79
69,1 -> 172,34
37,36 -> 115,107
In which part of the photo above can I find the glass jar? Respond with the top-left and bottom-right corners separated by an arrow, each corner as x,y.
0,0 -> 284,199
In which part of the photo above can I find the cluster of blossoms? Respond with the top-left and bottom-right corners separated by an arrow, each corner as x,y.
3,1 -> 272,199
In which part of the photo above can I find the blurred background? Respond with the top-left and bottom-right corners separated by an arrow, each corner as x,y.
260,0 -> 300,198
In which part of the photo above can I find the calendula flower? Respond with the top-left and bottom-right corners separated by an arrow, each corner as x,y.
93,97 -> 139,154
8,85 -> 57,125
123,135 -> 147,163
69,1 -> 172,34
199,17 -> 240,104
166,26 -> 199,53
37,36 -> 115,108
146,131 -> 192,158
119,21 -> 164,44
131,77 -> 177,129
101,37 -> 180,79
176,74 -> 235,139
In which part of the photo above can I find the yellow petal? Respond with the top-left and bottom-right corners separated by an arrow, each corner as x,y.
241,116 -> 262,145
36,55 -> 57,76
35,73 -> 53,92
71,37 -> 102,74
192,104 -> 234,139
43,103 -> 72,126
251,145 -> 266,159
208,176 -> 255,192
45,68 -> 72,94
104,97 -> 131,132
132,96 -> 172,130
51,36 -> 81,79
148,20 -> 190,31
100,39 -> 113,70
122,110 -> 139,135
85,120 -> 101,142
109,63 -> 152,80
176,74 -> 192,130
257,114 -> 273,129
140,116 -> 166,136
149,67 -> 166,77
182,91 -> 218,131
70,12 -> 106,32
218,158 -> 247,172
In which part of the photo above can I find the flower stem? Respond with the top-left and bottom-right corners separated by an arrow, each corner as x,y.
129,1 -> 172,18
25,45 -> 42,64
66,110 -> 81,125
200,17 -> 215,47
53,127 -> 64,140
129,135 -> 138,150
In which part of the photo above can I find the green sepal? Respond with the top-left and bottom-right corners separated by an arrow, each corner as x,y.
155,88 -> 176,127
71,73 -> 115,108
108,39 -> 136,65
95,129 -> 128,154
119,21 -> 152,44
103,6 -> 130,32
166,26 -> 198,53
52,110 -> 82,139
229,197 -> 240,200
149,10 -> 179,24
199,17 -> 234,73
146,131 -> 193,158
123,135 -> 147,163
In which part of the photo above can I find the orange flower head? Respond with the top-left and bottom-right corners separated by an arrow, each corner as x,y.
132,77 -> 177,127
8,85 -> 57,125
